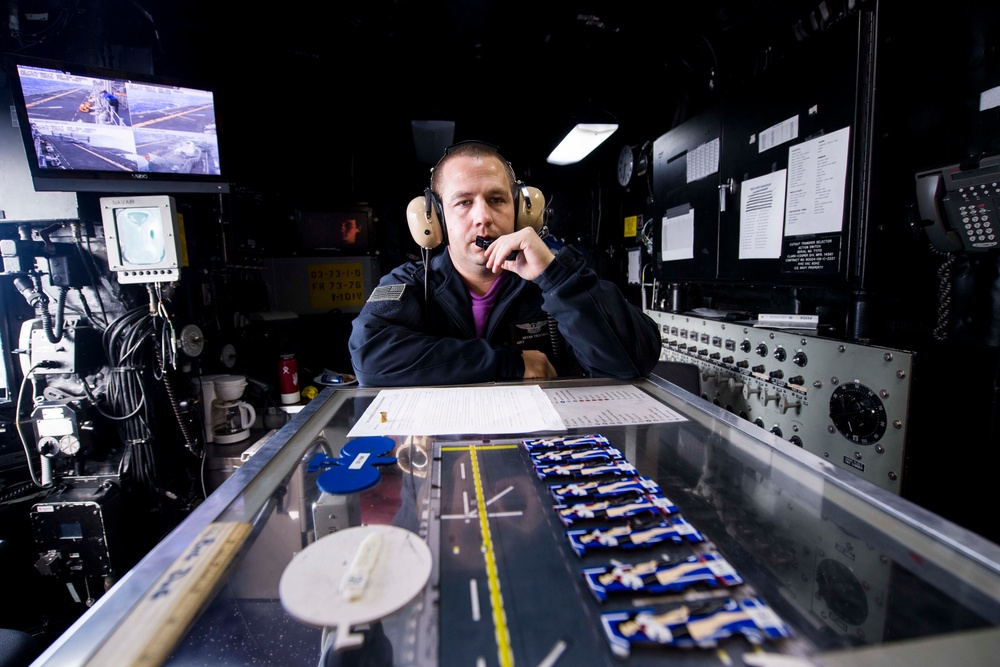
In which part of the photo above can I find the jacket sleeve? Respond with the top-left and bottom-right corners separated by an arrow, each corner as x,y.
348,268 -> 525,387
535,245 -> 662,379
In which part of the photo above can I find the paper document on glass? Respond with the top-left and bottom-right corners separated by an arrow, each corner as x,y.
347,385 -> 567,437
543,385 -> 686,428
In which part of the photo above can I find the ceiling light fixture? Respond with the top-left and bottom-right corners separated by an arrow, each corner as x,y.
546,123 -> 619,165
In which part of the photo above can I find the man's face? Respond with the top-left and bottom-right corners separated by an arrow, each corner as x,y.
340,219 -> 359,244
436,154 -> 515,275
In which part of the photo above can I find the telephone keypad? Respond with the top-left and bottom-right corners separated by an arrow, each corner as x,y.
944,189 -> 999,249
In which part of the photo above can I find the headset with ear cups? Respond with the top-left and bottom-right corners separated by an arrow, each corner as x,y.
406,144 -> 546,249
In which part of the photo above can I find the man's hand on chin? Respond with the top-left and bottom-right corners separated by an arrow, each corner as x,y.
485,228 -> 555,280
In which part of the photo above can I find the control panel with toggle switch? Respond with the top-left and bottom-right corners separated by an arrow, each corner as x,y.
646,309 -> 914,494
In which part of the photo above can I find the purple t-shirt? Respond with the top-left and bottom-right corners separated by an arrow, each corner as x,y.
471,272 -> 509,338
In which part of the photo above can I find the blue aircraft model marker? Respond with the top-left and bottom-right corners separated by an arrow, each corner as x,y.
307,436 -> 398,494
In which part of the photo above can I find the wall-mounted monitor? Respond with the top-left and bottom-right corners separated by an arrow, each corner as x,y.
4,54 -> 229,194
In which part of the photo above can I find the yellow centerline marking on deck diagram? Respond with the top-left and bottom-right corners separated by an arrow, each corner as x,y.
441,444 -> 518,452
469,444 -> 514,667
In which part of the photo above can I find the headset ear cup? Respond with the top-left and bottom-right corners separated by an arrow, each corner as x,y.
515,185 -> 546,233
406,189 -> 446,249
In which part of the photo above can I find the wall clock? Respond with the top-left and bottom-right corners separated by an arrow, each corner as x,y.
617,144 -> 635,187
617,143 -> 649,187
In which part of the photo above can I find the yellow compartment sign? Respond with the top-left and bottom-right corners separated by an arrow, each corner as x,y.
309,262 -> 367,310
624,215 -> 638,238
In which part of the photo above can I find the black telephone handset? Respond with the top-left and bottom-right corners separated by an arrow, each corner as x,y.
915,155 -> 1000,252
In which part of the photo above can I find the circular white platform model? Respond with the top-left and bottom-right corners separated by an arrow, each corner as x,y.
279,524 -> 432,652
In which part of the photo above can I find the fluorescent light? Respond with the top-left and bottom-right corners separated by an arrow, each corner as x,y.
546,123 -> 619,165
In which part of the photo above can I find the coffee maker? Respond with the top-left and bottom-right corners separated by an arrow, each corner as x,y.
207,375 -> 256,444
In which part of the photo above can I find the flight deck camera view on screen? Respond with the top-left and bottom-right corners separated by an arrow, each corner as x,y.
13,62 -> 222,180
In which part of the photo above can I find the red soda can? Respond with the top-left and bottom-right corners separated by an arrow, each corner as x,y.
278,353 -> 300,404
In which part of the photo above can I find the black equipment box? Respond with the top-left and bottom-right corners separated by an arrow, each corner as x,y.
30,478 -> 123,578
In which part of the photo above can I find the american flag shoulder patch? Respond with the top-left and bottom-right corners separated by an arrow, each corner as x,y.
367,284 -> 406,302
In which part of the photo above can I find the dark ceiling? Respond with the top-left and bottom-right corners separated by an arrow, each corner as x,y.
3,0 -> 829,196
138,1 -> 821,155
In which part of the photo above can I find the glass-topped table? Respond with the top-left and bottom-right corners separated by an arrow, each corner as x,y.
31,377 -> 1000,666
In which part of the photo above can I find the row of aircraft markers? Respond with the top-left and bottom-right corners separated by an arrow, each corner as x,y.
522,433 -> 793,658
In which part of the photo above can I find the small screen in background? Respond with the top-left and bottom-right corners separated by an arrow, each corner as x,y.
59,522 -> 83,539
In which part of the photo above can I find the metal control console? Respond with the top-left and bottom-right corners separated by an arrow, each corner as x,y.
645,310 -> 914,494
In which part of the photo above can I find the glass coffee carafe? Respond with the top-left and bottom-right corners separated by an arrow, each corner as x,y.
211,398 -> 256,444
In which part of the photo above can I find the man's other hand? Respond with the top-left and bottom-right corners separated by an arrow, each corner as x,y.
522,349 -> 557,379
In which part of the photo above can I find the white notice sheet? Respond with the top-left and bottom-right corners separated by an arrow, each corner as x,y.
348,385 -> 566,437
739,170 -> 787,259
784,126 -> 850,236
661,208 -> 695,261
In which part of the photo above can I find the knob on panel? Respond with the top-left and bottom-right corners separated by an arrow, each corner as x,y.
829,382 -> 887,445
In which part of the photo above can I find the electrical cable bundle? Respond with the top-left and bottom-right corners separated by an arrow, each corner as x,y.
99,305 -> 159,502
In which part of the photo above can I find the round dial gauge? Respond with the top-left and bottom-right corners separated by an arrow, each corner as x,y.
829,382 -> 887,445
179,324 -> 205,358
220,343 -> 237,369
617,144 -> 634,187
59,435 -> 82,456
815,558 -> 868,626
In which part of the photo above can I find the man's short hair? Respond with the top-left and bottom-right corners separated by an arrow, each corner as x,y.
430,141 -> 517,198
